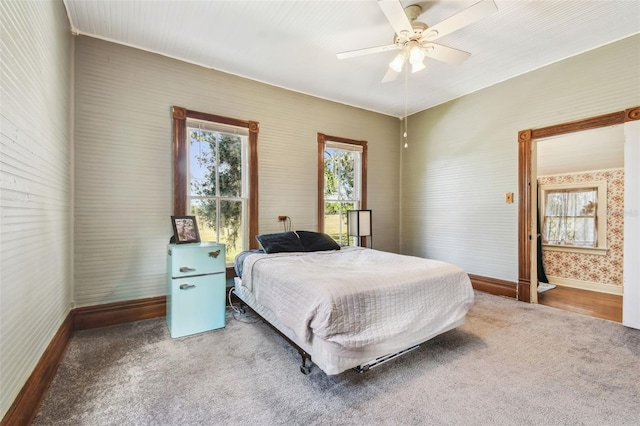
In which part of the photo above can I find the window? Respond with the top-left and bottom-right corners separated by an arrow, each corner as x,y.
539,181 -> 607,254
188,120 -> 247,260
173,107 -> 259,264
317,134 -> 367,245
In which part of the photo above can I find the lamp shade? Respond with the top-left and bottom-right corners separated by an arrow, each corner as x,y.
409,46 -> 425,65
411,60 -> 426,73
389,51 -> 407,73
347,210 -> 372,238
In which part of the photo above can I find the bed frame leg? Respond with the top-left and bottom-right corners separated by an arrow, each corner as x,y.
300,352 -> 311,375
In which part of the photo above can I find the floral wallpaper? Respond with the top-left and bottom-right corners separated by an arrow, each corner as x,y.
538,169 -> 624,286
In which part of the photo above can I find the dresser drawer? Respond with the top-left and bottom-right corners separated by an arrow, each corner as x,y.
166,273 -> 226,338
168,243 -> 225,277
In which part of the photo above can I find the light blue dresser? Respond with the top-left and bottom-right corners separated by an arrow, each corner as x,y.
166,242 -> 226,338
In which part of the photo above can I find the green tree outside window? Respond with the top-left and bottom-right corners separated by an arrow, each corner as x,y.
324,148 -> 359,245
189,128 -> 245,261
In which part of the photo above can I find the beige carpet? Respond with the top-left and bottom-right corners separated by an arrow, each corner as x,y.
34,291 -> 640,425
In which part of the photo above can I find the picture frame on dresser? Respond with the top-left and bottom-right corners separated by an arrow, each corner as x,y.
171,215 -> 201,244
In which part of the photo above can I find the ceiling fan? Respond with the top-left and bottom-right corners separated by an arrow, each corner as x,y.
337,0 -> 498,82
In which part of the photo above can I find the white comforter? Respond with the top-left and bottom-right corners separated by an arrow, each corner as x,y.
240,247 -> 474,358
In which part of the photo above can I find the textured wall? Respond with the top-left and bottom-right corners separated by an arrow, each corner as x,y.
73,37 -> 400,307
539,169 -> 624,286
401,34 -> 640,282
0,1 -> 73,418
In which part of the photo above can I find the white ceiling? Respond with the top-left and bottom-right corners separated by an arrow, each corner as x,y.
63,0 -> 640,117
537,125 -> 624,176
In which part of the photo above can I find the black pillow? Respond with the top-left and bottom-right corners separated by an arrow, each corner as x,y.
296,231 -> 340,252
255,231 -> 305,254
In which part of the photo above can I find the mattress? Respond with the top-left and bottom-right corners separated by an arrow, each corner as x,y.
234,246 -> 474,374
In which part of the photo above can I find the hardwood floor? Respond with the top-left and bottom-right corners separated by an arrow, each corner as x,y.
537,285 -> 622,322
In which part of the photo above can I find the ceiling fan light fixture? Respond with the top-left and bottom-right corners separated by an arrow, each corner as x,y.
408,46 -> 425,65
338,0 -> 498,83
389,51 -> 407,73
411,60 -> 426,73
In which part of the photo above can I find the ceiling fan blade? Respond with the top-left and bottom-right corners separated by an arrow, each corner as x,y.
381,67 -> 399,83
378,0 -> 413,37
423,43 -> 471,65
423,0 -> 497,41
336,44 -> 398,60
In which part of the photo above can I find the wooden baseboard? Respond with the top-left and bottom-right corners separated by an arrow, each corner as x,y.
470,274 -> 622,321
518,281 -> 531,303
469,274 -> 518,299
74,296 -> 167,331
1,312 -> 74,426
538,285 -> 622,322
2,296 -> 169,425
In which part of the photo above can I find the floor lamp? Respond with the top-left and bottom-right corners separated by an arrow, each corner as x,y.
347,210 -> 372,248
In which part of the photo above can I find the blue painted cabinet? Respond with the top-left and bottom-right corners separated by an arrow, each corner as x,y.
166,242 -> 226,338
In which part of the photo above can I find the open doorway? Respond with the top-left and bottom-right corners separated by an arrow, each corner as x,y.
517,107 -> 639,323
535,126 -> 624,321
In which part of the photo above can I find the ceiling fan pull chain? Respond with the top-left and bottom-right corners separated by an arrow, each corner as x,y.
404,66 -> 408,148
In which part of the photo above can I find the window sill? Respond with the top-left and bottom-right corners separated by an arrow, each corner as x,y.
542,244 -> 608,256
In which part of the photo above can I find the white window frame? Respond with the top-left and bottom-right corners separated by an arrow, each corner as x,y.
324,141 -> 363,245
187,119 -> 249,264
173,106 -> 259,275
539,180 -> 608,255
317,133 -> 368,246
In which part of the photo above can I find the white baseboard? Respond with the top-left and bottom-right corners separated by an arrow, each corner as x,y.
546,276 -> 623,295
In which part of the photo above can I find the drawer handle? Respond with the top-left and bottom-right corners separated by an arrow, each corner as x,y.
179,284 -> 196,290
209,250 -> 221,259
179,266 -> 196,273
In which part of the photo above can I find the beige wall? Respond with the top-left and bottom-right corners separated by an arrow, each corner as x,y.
401,34 -> 640,283
73,37 -> 400,307
0,0 -> 73,419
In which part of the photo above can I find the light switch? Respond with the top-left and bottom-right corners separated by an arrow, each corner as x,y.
506,192 -> 514,204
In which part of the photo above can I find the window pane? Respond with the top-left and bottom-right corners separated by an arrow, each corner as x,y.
569,217 -> 596,246
219,200 -> 243,262
189,129 -> 217,197
325,149 -> 356,200
340,202 -> 354,246
190,199 -> 242,262
543,217 -> 560,242
219,134 -> 243,197
543,188 -> 597,246
338,151 -> 355,200
190,199 -> 217,242
324,149 -> 338,199
324,201 -> 355,245
545,192 -> 564,217
324,201 -> 340,242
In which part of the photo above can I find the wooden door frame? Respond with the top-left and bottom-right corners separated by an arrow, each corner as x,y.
518,106 -> 640,302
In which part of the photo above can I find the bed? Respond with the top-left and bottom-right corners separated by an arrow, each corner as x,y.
233,231 -> 474,375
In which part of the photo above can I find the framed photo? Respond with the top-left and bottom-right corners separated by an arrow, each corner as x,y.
171,215 -> 201,244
